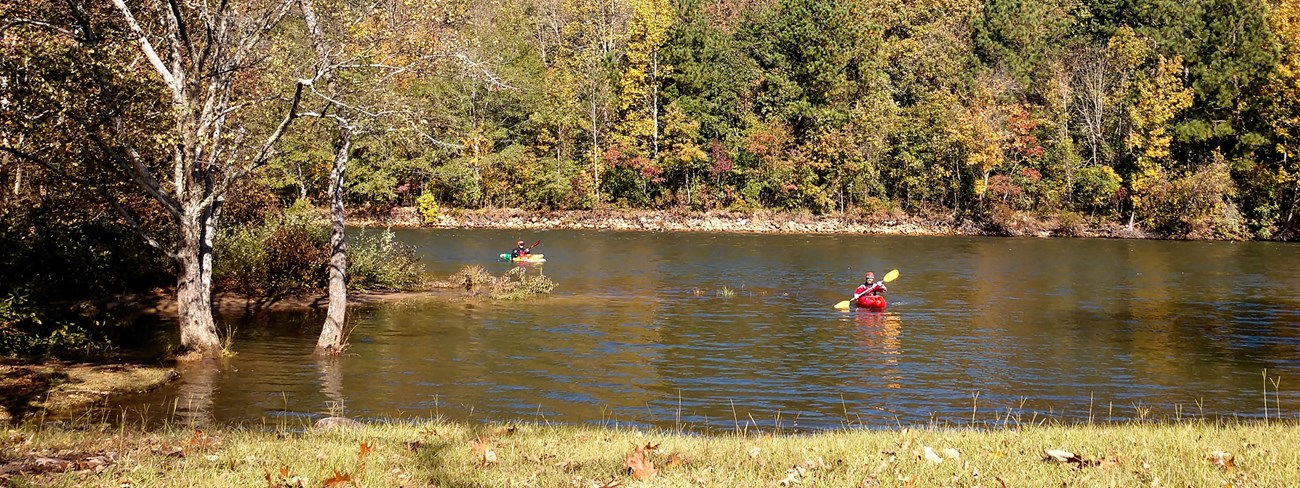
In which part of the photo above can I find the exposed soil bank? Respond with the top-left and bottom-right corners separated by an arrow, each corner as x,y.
355,207 -> 1155,239
0,362 -> 179,424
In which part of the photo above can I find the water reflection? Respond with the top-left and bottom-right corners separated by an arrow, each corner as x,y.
853,312 -> 903,389
172,359 -> 220,427
111,231 -> 1300,429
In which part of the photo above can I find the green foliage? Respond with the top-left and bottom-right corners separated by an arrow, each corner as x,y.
0,293 -> 128,360
347,227 -> 425,291
6,0 -> 1300,240
1137,158 -> 1246,238
974,0 -> 1075,87
214,213 -> 330,298
1073,165 -> 1124,213
428,158 -> 483,208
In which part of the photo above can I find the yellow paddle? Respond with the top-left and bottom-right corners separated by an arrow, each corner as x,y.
834,269 -> 899,310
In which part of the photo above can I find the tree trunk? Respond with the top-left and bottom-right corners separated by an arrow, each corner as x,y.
651,50 -> 660,164
176,216 -> 222,357
316,127 -> 352,355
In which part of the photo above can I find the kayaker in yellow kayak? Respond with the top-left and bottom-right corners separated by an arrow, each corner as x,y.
510,240 -> 532,259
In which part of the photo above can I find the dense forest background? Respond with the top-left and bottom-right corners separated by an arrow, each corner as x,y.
7,0 -> 1300,241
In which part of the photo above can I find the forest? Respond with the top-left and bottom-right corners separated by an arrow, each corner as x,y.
2,0 -> 1299,355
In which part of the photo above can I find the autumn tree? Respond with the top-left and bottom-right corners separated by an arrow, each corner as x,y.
1,0 -> 304,357
1125,54 -> 1194,229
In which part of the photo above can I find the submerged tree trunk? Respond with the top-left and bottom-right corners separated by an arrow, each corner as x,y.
175,214 -> 221,356
316,128 -> 351,355
300,0 -> 352,355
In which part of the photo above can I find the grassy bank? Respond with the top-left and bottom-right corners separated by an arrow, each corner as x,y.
0,363 -> 178,425
3,418 -> 1296,487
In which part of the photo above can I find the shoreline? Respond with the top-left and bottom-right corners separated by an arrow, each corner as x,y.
353,207 -> 1159,239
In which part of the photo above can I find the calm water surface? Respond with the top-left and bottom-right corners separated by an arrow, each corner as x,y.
117,230 -> 1300,430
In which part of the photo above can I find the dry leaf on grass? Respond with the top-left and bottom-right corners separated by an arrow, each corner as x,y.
358,442 -> 374,459
470,436 -> 498,466
1207,451 -> 1235,472
625,444 -> 657,480
922,446 -> 944,464
184,430 -> 213,450
1043,449 -> 1120,468
778,465 -> 805,486
665,452 -> 685,468
322,469 -> 352,488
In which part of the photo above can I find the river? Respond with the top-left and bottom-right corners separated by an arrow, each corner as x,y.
114,229 -> 1300,430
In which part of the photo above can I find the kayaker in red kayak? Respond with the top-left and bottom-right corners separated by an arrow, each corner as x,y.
854,271 -> 887,309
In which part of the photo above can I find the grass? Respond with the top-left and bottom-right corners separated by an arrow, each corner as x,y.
3,417 -> 1298,487
451,265 -> 556,301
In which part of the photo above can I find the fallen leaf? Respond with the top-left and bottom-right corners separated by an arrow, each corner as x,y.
778,465 -> 805,486
625,445 -> 657,480
470,437 -> 497,466
358,442 -> 374,459
923,446 -> 944,464
1044,449 -> 1076,463
1207,451 -> 1235,472
185,430 -> 213,450
747,446 -> 761,458
941,448 -> 960,459
665,452 -> 685,468
322,469 -> 351,488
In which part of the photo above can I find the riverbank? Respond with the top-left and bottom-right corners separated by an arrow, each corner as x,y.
3,418 -> 1294,486
357,207 -> 1156,239
0,362 -> 178,424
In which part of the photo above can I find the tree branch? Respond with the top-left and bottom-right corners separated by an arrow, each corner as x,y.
111,0 -> 181,96
228,80 -> 305,182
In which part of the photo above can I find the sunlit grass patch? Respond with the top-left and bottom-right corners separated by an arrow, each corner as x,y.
5,418 -> 1298,487
449,265 -> 556,301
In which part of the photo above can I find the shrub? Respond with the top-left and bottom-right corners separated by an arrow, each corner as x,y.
348,227 -> 425,291
1138,160 -> 1246,239
0,293 -> 123,359
1072,165 -> 1122,214
214,213 -> 329,298
416,191 -> 439,224
451,265 -> 554,300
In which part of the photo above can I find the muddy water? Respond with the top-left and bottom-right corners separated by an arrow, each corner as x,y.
115,230 -> 1300,430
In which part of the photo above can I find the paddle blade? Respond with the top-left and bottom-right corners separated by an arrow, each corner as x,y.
834,300 -> 851,310
532,239 -> 541,248
882,269 -> 900,282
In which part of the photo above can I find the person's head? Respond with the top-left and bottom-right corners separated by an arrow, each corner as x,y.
864,271 -> 875,283
517,240 -> 525,247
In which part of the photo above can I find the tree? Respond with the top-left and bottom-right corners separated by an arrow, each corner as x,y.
1,0 -> 303,357
1126,55 -> 1194,228
610,0 -> 674,199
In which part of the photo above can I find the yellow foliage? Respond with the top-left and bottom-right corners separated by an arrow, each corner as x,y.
1264,0 -> 1300,154
1127,55 -> 1193,205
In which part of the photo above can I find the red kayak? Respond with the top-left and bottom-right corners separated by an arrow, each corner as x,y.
855,294 -> 886,312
